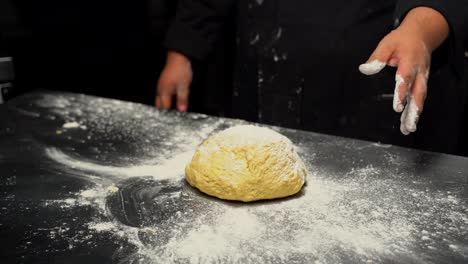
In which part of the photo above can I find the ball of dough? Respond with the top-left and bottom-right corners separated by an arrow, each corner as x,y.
185,125 -> 307,202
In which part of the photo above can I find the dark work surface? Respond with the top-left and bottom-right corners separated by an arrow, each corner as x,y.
1,91 -> 467,263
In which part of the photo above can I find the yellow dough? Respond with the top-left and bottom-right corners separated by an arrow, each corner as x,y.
185,125 -> 307,202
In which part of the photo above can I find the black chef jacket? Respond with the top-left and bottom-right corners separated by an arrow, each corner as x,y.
165,0 -> 466,154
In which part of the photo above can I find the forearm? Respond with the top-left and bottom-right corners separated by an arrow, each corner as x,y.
394,0 -> 466,75
398,7 -> 449,52
166,51 -> 191,67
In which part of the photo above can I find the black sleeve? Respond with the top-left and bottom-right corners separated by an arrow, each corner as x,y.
164,0 -> 235,61
394,0 -> 466,77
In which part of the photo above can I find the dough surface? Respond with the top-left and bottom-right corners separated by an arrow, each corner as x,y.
185,125 -> 307,202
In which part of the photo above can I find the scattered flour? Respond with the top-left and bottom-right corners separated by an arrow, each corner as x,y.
43,198 -> 77,209
88,222 -> 115,232
106,185 -> 119,193
43,148 -> 468,263
62,121 -> 82,129
46,147 -> 194,181
33,93 -> 468,263
249,34 -> 259,45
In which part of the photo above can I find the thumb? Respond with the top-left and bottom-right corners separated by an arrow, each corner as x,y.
359,39 -> 395,75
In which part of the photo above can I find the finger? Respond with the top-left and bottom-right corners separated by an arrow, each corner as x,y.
411,71 -> 428,112
155,85 -> 162,107
393,74 -> 405,113
388,57 -> 399,67
402,72 -> 427,133
400,103 -> 410,135
160,93 -> 173,109
155,95 -> 160,108
394,59 -> 417,113
359,60 -> 387,75
359,39 -> 395,75
401,95 -> 419,134
176,85 -> 189,112
157,78 -> 175,110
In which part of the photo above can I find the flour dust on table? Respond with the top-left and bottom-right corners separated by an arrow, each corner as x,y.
44,147 -> 468,263
44,146 -> 468,263
12,92 -> 468,263
32,93 -> 232,163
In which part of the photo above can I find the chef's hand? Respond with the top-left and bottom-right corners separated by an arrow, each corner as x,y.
156,51 -> 193,112
359,7 -> 449,135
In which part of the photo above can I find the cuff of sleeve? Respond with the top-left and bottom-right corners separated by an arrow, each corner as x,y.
163,20 -> 212,61
394,1 -> 465,78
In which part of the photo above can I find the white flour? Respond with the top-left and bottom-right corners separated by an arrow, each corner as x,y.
359,60 -> 386,76
33,93 -> 468,263
88,222 -> 116,232
46,147 -> 194,182
62,121 -> 81,129
44,147 -> 468,263
394,74 -> 405,113
35,93 -> 223,161
249,34 -> 259,45
401,95 -> 419,134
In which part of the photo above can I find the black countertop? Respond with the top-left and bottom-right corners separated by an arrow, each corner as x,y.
1,92 -> 467,263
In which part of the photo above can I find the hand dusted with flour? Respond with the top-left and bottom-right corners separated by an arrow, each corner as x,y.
359,7 -> 449,135
185,125 -> 307,202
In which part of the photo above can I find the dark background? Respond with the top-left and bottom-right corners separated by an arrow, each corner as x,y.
0,0 -> 467,156
0,0 -> 235,115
